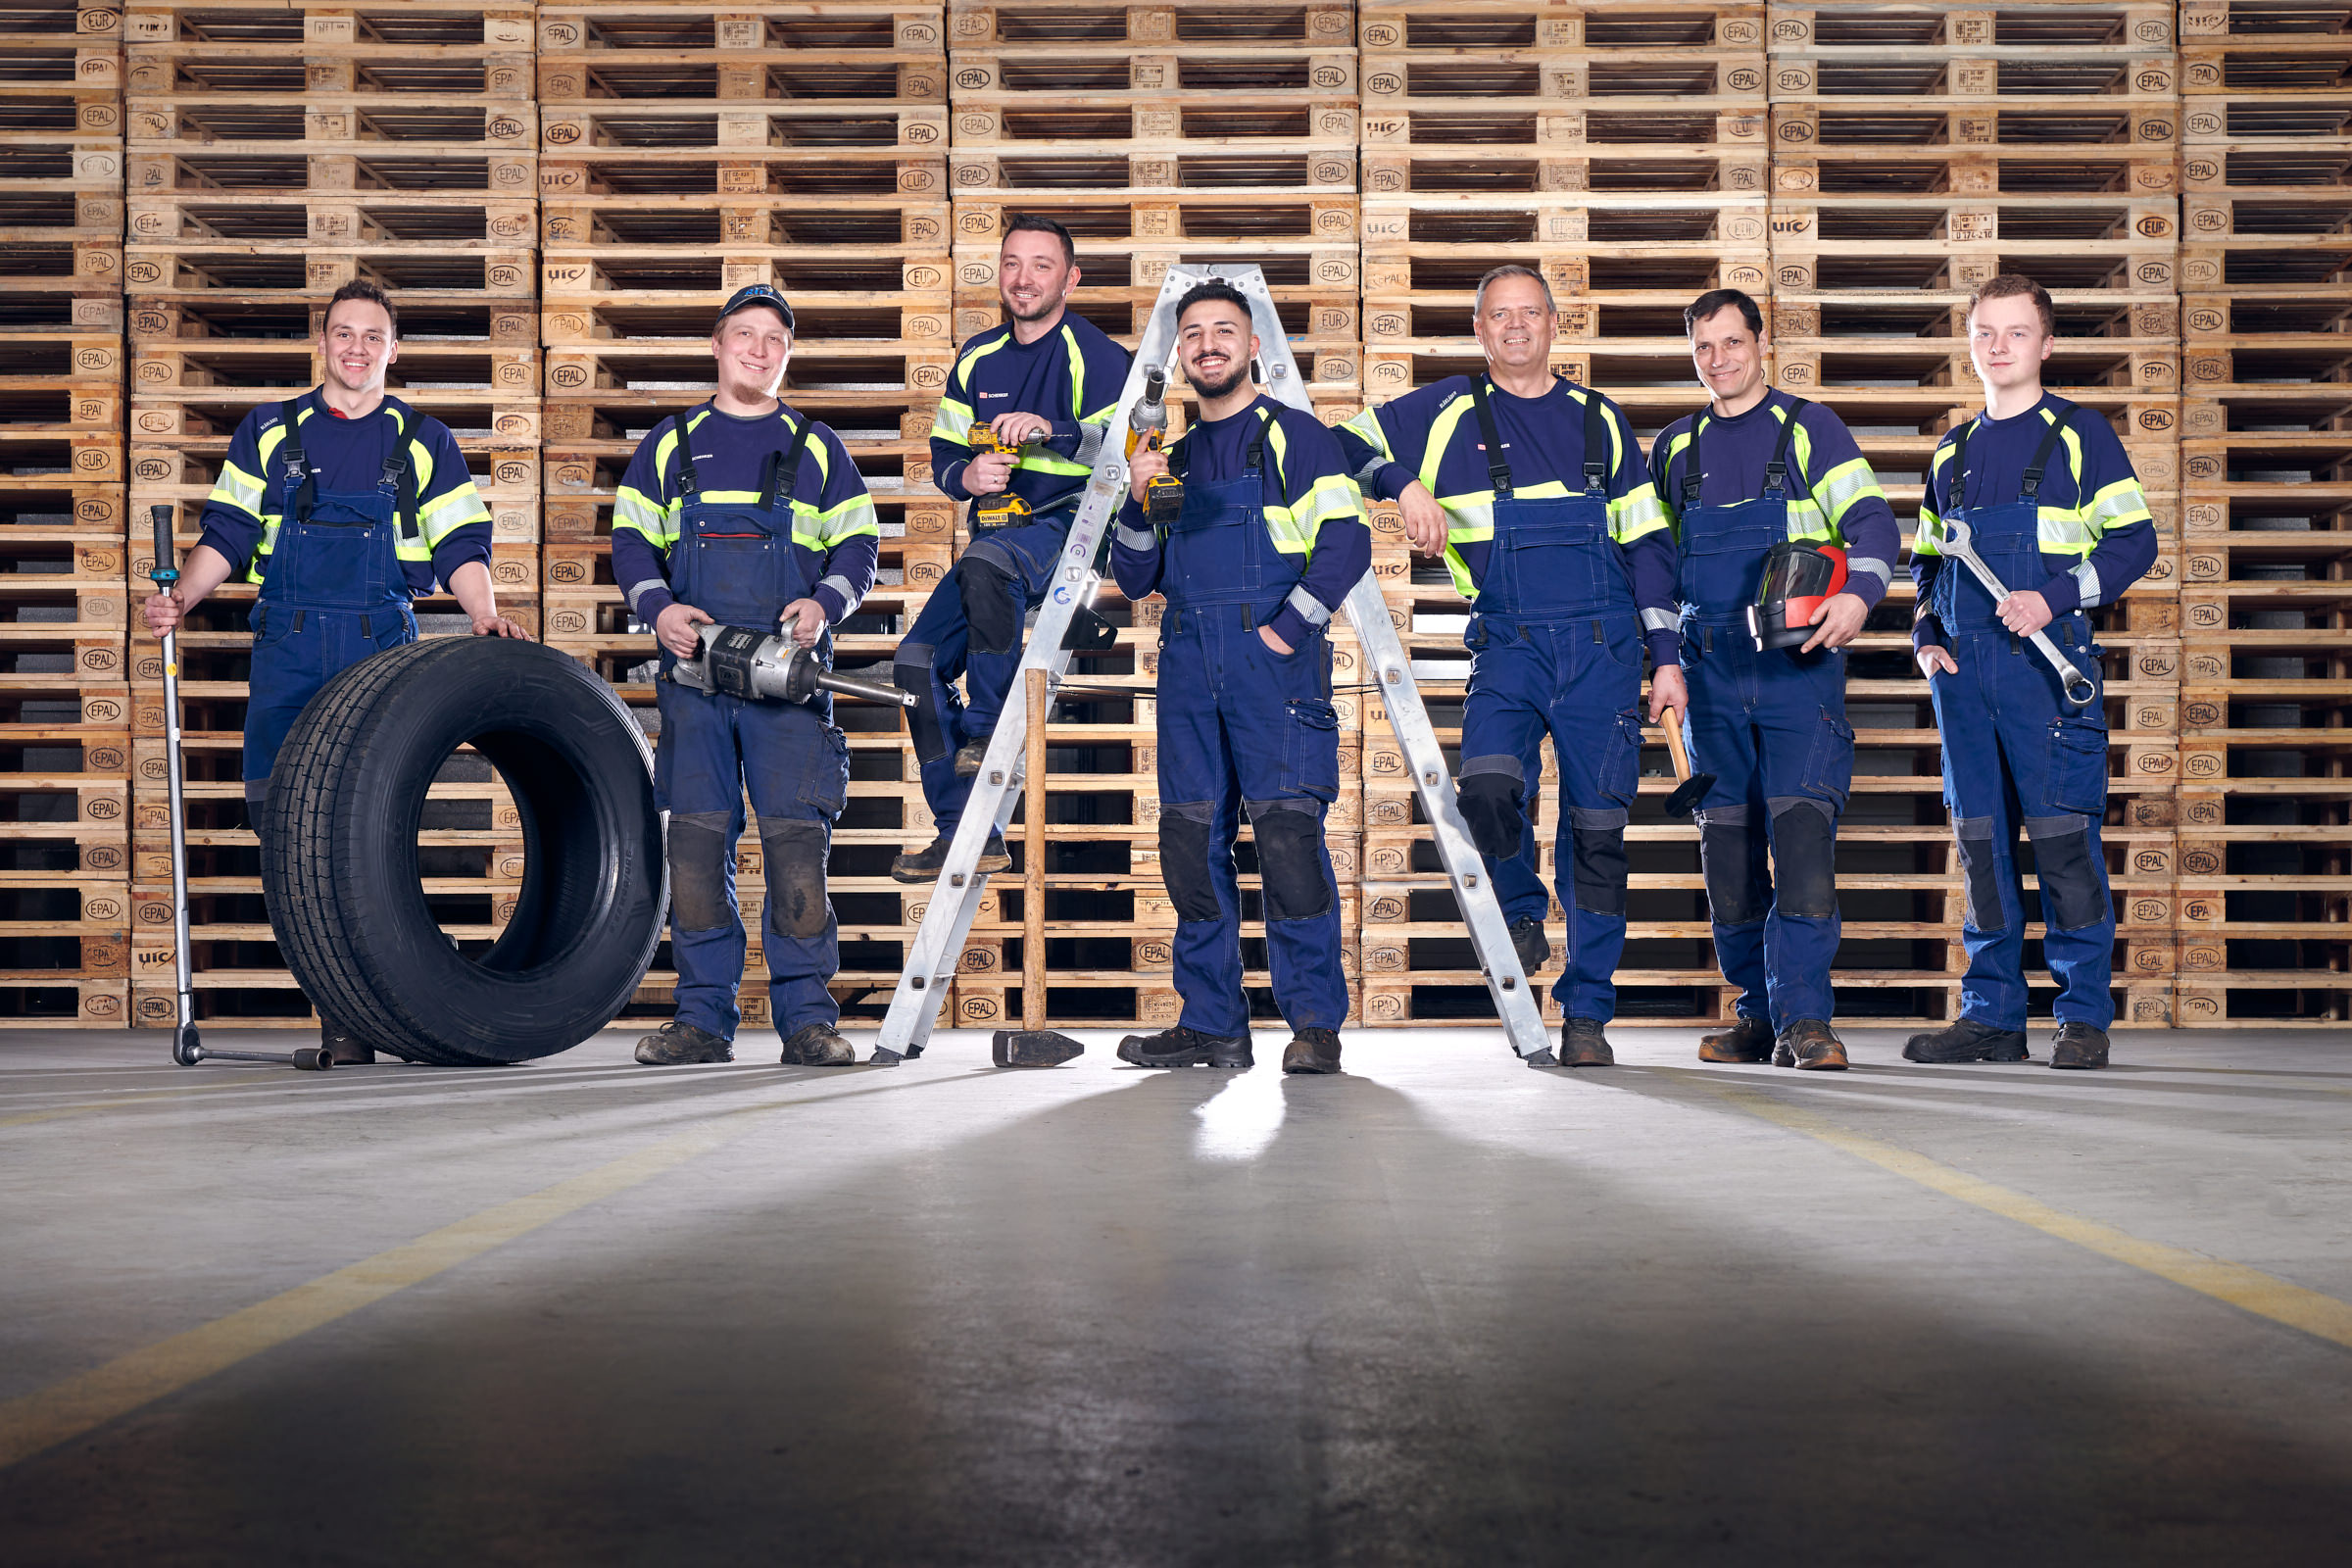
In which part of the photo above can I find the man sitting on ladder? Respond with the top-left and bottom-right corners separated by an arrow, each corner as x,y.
1112,279 -> 1370,1075
1338,266 -> 1684,1068
891,215 -> 1132,884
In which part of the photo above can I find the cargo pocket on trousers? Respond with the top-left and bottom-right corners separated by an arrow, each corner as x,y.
2043,714 -> 2110,817
1598,710 -> 1642,808
1801,709 -> 1856,809
1282,697 -> 1341,803
798,724 -> 851,816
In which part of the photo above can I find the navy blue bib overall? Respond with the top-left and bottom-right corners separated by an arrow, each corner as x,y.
1152,415 -> 1348,1039
1454,380 -> 1646,1025
1928,404 -> 2115,1031
1675,402 -> 1853,1031
652,408 -> 851,1044
241,394 -> 420,807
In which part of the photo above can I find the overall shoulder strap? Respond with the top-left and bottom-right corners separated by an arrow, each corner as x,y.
1581,386 -> 1609,495
2019,400 -> 2078,503
379,399 -> 422,542
277,395 -> 317,522
671,407 -> 705,501
1946,419 -> 1975,513
760,409 -> 822,513
1466,377 -> 1513,497
1245,404 -> 1268,474
1763,396 -> 1805,499
1679,412 -> 1706,508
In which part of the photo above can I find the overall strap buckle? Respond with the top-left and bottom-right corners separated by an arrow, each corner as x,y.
1679,412 -> 1705,510
672,408 -> 704,502
2018,401 -> 2077,504
378,400 -> 421,544
1581,386 -> 1610,496
759,412 -> 821,514
277,396 -> 318,523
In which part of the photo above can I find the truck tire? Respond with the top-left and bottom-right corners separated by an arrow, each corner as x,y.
263,637 -> 666,1065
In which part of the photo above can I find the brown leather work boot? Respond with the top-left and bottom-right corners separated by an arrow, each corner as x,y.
1698,1015 -> 1773,1064
1774,1018 -> 1849,1072
1557,1017 -> 1615,1067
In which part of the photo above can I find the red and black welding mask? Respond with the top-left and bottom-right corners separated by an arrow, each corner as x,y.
1746,540 -> 1848,652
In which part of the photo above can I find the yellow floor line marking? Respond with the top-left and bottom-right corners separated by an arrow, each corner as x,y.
0,1119 -> 735,1472
1676,1071 -> 2352,1353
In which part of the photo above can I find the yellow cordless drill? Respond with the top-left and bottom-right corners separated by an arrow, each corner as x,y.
968,424 -> 1032,531
1127,366 -> 1182,525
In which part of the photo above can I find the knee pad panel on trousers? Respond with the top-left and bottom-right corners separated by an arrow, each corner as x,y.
956,555 -> 1020,656
667,810 -> 736,932
2026,815 -> 2108,934
1160,808 -> 1223,922
1248,801 -> 1332,921
760,818 -> 833,939
1953,815 -> 2006,935
1456,768 -> 1527,860
1768,797 -> 1838,919
1571,806 -> 1629,917
1696,806 -> 1764,927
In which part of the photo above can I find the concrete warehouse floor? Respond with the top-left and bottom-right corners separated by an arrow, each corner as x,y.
0,1028 -> 2347,1566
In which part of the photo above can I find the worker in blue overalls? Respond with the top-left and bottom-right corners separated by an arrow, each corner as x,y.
1340,266 -> 1682,1068
1909,274 -> 2156,1071
1111,280 -> 1370,1075
1649,288 -> 1901,1071
139,279 -> 525,1065
612,285 -> 881,1068
891,215 -> 1130,883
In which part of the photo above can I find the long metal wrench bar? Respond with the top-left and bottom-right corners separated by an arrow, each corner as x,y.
1936,517 -> 2097,708
874,265 -> 1549,1061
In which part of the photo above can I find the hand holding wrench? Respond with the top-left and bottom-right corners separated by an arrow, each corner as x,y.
1934,516 -> 2098,709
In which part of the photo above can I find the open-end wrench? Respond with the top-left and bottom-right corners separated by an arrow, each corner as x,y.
1934,516 -> 2098,709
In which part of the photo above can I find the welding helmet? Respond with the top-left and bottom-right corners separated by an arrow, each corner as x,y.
1746,539 -> 1848,652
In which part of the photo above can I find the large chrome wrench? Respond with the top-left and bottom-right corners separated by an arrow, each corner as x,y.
1935,516 -> 2097,709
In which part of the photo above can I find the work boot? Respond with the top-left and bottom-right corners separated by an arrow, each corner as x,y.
891,830 -> 1011,884
1508,916 -> 1550,976
779,1020 -> 856,1066
1116,1024 -> 1252,1069
634,1019 -> 733,1066
1775,1018 -> 1849,1071
1557,1016 -> 1615,1067
1902,1017 -> 2029,1064
2048,1021 -> 2111,1070
318,1025 -> 376,1066
1697,1015 -> 1773,1064
953,736 -> 992,778
1281,1027 -> 1343,1075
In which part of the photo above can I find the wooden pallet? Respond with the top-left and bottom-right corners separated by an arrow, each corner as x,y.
535,2 -> 948,105
126,193 -> 537,250
954,3 -> 1357,50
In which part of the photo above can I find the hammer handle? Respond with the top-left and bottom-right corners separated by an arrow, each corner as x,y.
1660,709 -> 1693,784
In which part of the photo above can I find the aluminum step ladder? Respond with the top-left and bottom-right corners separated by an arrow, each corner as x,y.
872,264 -> 1551,1064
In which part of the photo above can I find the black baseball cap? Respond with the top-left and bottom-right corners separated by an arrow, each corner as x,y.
714,283 -> 794,333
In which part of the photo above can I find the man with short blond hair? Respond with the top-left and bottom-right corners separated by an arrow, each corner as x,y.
139,278 -> 523,1065
1906,273 -> 2157,1070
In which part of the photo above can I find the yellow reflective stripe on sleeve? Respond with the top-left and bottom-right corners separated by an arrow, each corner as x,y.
1610,483 -> 1670,544
931,395 -> 975,444
1441,543 -> 1478,599
2034,508 -> 2097,555
1061,325 -> 1087,421
1420,392 -> 1477,497
1018,450 -> 1094,478
208,457 -> 266,518
2083,476 -> 2152,533
1438,494 -> 1494,542
612,485 -> 672,545
1341,404 -> 1395,463
416,479 -> 490,546
793,492 -> 880,552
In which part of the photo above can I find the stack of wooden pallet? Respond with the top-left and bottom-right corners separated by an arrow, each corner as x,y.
120,0 -> 542,1029
1763,0 -> 2183,1031
0,2 -> 130,1025
533,2 -> 954,1032
1351,0 -> 1769,1026
2174,0 -> 2352,1026
940,1 -> 1366,1032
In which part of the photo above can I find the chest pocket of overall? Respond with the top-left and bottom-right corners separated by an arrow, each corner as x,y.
1161,423 -> 1281,605
1466,377 -> 1622,617
1936,406 -> 2077,627
1673,403 -> 1804,618
672,412 -> 819,630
